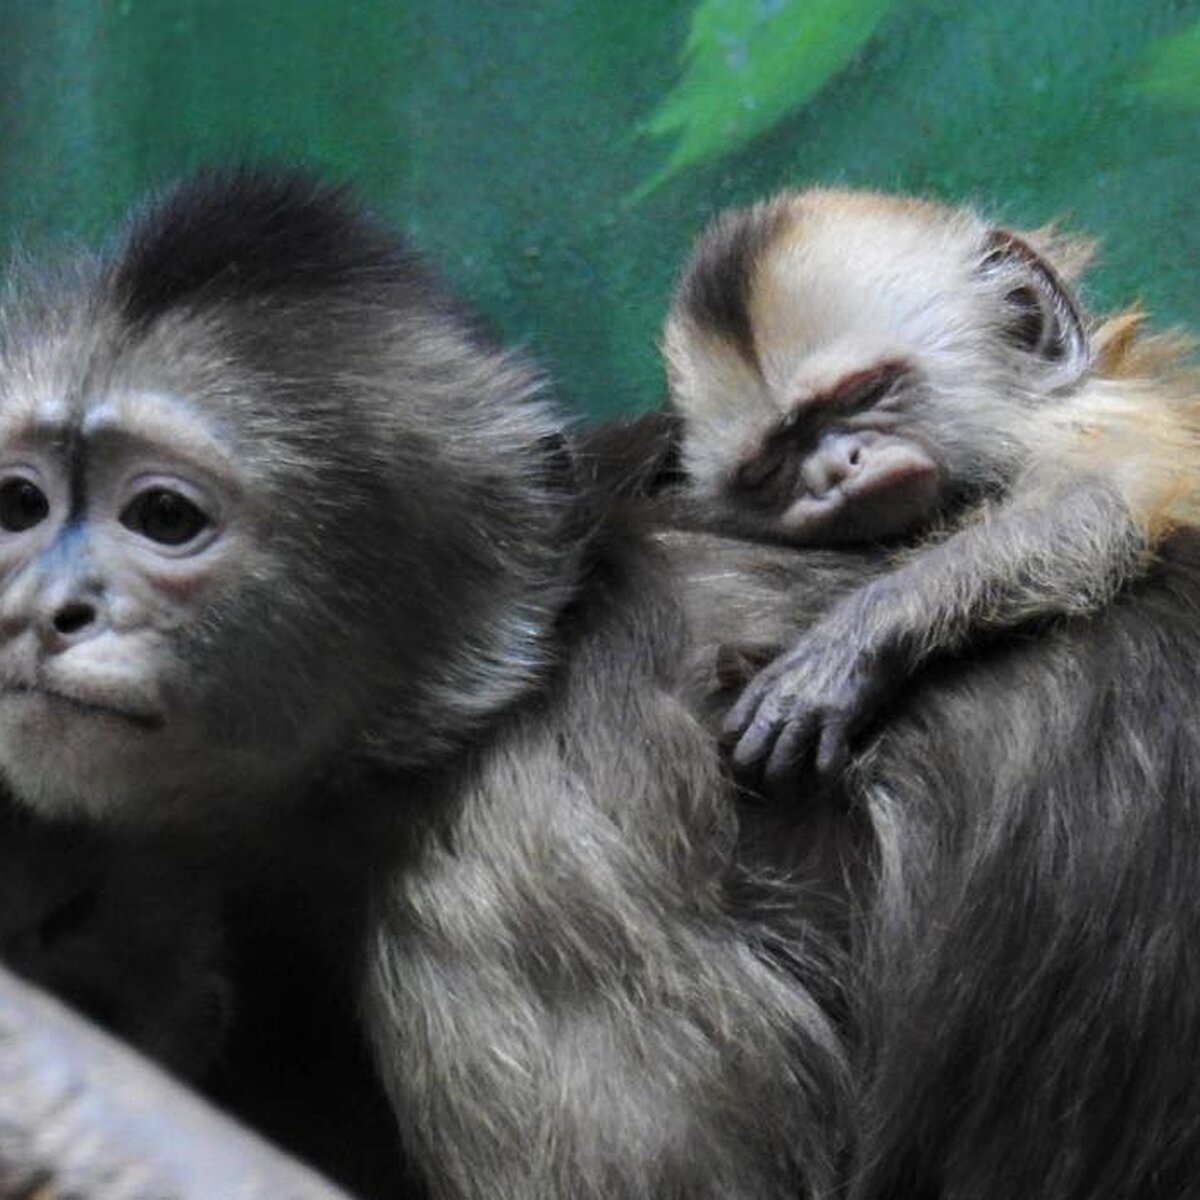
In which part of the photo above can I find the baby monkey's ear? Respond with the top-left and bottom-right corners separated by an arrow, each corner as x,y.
980,228 -> 1090,388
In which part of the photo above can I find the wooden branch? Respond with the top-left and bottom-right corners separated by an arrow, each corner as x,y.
0,963 -> 353,1200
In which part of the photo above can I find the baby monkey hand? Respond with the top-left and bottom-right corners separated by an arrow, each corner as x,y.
722,626 -> 895,800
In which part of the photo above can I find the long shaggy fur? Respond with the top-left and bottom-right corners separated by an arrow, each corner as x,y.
0,168 -> 855,1198
645,183 -> 1200,1198
637,509 -> 1200,1200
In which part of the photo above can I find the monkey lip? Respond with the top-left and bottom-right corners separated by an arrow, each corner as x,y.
2,684 -> 165,731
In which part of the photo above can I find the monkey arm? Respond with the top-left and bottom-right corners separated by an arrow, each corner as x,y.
724,476 -> 1147,794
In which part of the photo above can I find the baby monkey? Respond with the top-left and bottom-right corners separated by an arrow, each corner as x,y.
664,187 -> 1200,792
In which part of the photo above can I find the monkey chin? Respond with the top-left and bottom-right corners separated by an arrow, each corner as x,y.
0,689 -> 280,828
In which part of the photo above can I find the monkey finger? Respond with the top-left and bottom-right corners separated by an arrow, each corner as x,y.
723,678 -> 775,743
729,688 -> 793,773
814,718 -> 851,784
762,711 -> 820,802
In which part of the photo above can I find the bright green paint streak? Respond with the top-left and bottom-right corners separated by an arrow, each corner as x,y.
634,0 -> 895,199
1133,18 -> 1200,106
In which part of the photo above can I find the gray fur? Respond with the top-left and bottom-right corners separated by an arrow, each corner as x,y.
364,533 -> 850,1197
647,506 -> 1200,1200
0,169 -> 850,1198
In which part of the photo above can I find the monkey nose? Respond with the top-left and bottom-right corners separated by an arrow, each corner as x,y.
803,432 -> 864,496
43,599 -> 100,647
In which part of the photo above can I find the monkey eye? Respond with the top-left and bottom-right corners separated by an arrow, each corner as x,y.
822,360 -> 910,414
120,487 -> 210,547
0,478 -> 50,532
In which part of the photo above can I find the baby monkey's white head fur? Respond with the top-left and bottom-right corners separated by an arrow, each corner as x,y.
664,187 -> 1096,544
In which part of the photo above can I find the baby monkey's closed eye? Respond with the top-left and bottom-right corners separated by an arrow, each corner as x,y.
799,358 -> 912,420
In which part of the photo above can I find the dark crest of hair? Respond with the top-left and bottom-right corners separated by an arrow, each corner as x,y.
676,201 -> 787,372
109,164 -> 434,325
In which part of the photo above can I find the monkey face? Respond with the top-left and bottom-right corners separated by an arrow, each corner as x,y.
0,277 -> 390,826
0,362 -> 293,822
721,357 -> 941,542
0,168 -> 574,827
665,188 -> 1091,544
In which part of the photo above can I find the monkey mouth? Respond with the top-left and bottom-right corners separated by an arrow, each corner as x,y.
2,684 -> 165,731
779,436 -> 942,544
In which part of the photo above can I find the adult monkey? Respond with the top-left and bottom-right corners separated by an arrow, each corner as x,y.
602,185 -> 1200,1198
0,167 -> 851,1200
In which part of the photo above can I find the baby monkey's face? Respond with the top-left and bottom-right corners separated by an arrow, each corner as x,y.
665,187 -> 1089,545
724,355 -> 939,543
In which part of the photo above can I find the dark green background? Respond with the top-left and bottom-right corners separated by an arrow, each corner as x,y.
1,1 -> 1198,418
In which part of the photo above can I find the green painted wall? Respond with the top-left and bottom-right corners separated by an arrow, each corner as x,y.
2,0 -> 1198,418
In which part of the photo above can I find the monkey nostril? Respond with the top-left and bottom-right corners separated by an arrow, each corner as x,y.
848,446 -> 861,467
52,601 -> 97,637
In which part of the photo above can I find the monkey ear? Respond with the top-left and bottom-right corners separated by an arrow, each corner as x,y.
980,229 -> 1090,387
